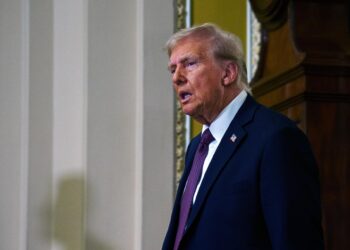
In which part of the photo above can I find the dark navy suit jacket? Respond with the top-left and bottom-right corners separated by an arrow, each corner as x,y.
163,95 -> 324,250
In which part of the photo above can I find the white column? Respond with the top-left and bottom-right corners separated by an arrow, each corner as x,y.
52,0 -> 87,249
86,1 -> 138,249
0,0 -> 29,249
137,0 -> 175,249
27,0 -> 54,249
86,0 -> 174,249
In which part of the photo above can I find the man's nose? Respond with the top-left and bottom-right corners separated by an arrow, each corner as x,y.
172,67 -> 186,85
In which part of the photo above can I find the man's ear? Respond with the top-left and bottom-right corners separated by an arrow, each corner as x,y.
222,62 -> 238,86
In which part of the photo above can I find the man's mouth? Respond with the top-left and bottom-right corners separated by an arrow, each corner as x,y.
179,92 -> 192,103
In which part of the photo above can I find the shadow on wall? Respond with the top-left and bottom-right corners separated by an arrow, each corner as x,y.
49,175 -> 113,250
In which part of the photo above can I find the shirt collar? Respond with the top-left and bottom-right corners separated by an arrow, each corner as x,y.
202,90 -> 248,144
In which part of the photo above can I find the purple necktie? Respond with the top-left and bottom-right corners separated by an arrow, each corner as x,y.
174,129 -> 215,250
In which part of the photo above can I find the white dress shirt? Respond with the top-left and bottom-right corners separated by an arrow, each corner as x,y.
192,90 -> 248,202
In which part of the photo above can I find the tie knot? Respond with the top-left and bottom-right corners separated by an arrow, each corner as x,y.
201,129 -> 215,145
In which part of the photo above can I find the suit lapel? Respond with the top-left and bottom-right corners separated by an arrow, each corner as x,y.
185,95 -> 259,232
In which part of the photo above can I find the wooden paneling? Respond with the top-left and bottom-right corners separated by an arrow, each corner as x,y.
250,0 -> 350,249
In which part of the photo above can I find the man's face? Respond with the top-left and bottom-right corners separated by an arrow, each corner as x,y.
168,38 -> 227,124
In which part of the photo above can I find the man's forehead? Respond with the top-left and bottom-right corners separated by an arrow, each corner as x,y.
169,40 -> 208,64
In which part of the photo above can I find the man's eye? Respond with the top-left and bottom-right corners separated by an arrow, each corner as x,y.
187,61 -> 197,66
186,61 -> 197,67
169,67 -> 176,74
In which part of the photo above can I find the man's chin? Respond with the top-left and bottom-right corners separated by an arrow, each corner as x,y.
181,104 -> 201,119
181,107 -> 194,117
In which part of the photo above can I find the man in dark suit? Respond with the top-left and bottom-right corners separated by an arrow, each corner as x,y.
162,23 -> 324,250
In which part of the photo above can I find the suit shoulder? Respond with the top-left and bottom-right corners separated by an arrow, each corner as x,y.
253,103 -> 297,131
240,95 -> 296,132
247,102 -> 311,145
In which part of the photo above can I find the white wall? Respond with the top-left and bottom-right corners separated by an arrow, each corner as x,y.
0,0 -> 174,249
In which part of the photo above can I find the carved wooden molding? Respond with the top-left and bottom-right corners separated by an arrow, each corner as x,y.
271,92 -> 350,112
249,0 -> 289,31
253,63 -> 305,97
253,60 -> 350,98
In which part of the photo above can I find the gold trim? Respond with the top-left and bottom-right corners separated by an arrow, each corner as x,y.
175,0 -> 188,187
176,0 -> 187,31
251,11 -> 261,80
